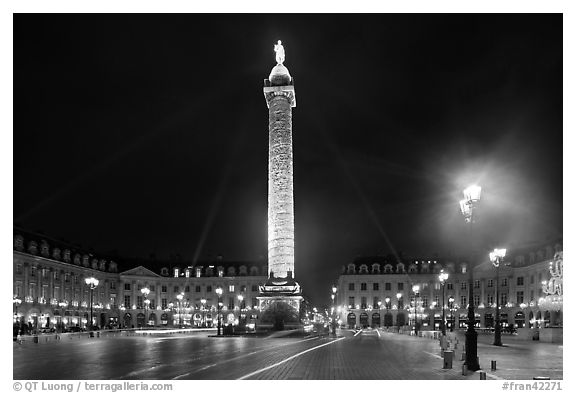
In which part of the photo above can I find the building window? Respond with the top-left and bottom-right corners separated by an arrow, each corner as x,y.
398,298 -> 403,309
500,293 -> 507,305
124,283 -> 131,291
124,296 -> 130,308
446,282 -> 453,290
229,285 -> 235,293
149,285 -> 155,292
460,296 -> 467,306
137,296 -> 143,308
360,297 -> 367,309
517,277 -> 524,286
487,294 -> 494,305
53,270 -> 58,280
530,290 -> 534,301
397,283 -> 404,291
487,279 -> 493,288
348,297 -> 355,308
502,278 -> 508,287
110,281 -> 116,290
434,283 -> 440,291
473,295 -> 480,306
385,282 -> 391,291
185,269 -> 190,278
530,275 -> 534,284
174,286 -> 180,293
150,299 -> 156,309
252,298 -> 258,308
462,266 -> 467,273
15,264 -> 22,274
373,283 -> 379,291
195,286 -> 201,293
161,285 -> 167,293
460,282 -> 467,290
196,268 -> 202,278
206,285 -> 212,293
360,283 -> 367,291
348,283 -> 355,291
434,295 -> 439,306
185,286 -> 190,293
517,291 -> 524,304
373,297 -> 379,308
174,268 -> 179,278
161,298 -> 167,310
474,280 -> 480,289
228,298 -> 234,310
31,267 -> 36,277
422,296 -> 428,308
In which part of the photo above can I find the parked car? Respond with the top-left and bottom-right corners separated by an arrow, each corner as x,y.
65,326 -> 85,333
39,327 -> 55,334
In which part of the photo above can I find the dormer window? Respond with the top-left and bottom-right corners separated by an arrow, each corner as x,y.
347,264 -> 356,274
384,264 -> 393,274
206,267 -> 214,277
185,269 -> 190,278
227,267 -> 236,276
396,263 -> 405,273
409,264 -> 417,273
218,267 -> 224,277
461,265 -> 467,274
371,264 -> 380,274
250,266 -> 259,276
359,264 -> 369,274
195,267 -> 202,278
174,268 -> 179,278
239,265 -> 248,276
160,267 -> 169,276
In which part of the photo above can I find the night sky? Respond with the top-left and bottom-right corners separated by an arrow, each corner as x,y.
13,14 -> 562,306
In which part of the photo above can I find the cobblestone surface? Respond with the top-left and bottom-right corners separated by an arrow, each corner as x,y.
12,328 -> 562,380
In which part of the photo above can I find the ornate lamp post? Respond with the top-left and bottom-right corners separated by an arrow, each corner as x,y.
176,293 -> 184,328
215,287 -> 223,336
412,285 -> 420,335
13,296 -> 22,324
140,287 -> 150,328
489,248 -> 506,346
438,270 -> 449,336
200,298 -> 206,327
459,184 -> 482,371
84,277 -> 99,330
331,285 -> 337,334
448,296 -> 455,331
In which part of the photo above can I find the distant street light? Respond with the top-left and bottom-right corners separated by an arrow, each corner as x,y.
84,277 -> 99,330
201,298 -> 206,327
331,285 -> 337,334
448,296 -> 455,331
141,287 -> 150,328
412,285 -> 420,335
489,248 -> 507,346
215,287 -> 223,336
459,184 -> 482,371
176,293 -> 184,328
438,270 -> 449,336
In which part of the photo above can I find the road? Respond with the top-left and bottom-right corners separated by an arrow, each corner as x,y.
12,328 -> 562,380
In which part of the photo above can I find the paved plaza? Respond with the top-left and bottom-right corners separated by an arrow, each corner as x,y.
12,328 -> 562,380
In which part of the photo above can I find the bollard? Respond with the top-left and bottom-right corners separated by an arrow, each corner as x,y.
33,335 -> 39,343
480,372 -> 487,380
443,350 -> 454,369
89,332 -> 94,338
491,360 -> 497,371
533,377 -> 550,380
462,364 -> 467,376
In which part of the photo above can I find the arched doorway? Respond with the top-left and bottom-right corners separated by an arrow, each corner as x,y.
544,311 -> 551,328
161,313 -> 168,326
124,313 -> 132,328
359,312 -> 369,328
484,313 -> 494,328
371,313 -> 381,327
148,313 -> 157,327
136,313 -> 145,327
193,313 -> 202,327
515,311 -> 525,328
347,312 -> 356,328
528,311 -> 534,328
384,313 -> 393,327
396,312 -> 406,326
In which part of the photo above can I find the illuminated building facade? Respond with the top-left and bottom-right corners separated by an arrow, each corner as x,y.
12,228 -> 267,332
334,242 -> 562,342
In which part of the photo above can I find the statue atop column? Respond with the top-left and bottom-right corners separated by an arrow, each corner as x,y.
274,40 -> 285,65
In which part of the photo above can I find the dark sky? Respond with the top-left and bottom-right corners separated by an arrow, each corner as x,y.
13,14 -> 563,306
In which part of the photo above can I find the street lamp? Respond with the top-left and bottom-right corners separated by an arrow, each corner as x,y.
215,287 -> 223,336
448,296 -> 455,331
331,285 -> 337,334
237,294 -> 244,328
438,270 -> 449,336
489,248 -> 507,346
141,287 -> 150,328
459,184 -> 482,371
200,298 -> 206,327
84,277 -> 99,330
176,293 -> 184,328
412,285 -> 420,335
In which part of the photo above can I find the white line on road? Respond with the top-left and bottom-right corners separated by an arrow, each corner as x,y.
236,337 -> 346,380
423,351 -> 442,359
171,336 -> 320,380
353,329 -> 363,337
376,329 -> 381,337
